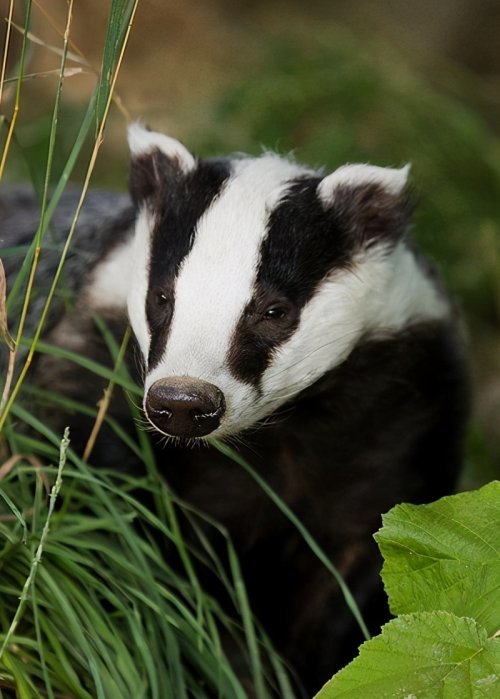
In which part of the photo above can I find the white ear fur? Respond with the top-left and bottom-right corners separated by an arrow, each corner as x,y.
127,122 -> 196,173
317,163 -> 410,206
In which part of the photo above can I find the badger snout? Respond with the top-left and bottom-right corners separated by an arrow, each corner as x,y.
145,377 -> 225,438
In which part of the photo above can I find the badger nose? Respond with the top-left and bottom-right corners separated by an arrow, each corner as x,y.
145,377 -> 225,438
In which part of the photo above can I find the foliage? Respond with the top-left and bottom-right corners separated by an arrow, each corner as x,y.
315,482 -> 500,698
0,2 -> 298,696
198,31 -> 500,333
0,428 -> 294,698
377,481 -> 500,631
1,3 -> 500,698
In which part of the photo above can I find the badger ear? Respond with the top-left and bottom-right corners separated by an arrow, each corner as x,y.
317,163 -> 411,247
127,122 -> 196,206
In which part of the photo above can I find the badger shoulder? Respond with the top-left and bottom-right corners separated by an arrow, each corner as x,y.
1,184 -> 136,330
1,185 -> 137,426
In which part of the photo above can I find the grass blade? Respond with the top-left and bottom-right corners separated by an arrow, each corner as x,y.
0,427 -> 69,661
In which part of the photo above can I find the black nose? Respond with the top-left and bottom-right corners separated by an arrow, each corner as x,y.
145,377 -> 225,438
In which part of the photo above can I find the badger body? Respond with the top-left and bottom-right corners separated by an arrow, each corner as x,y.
1,126 -> 469,696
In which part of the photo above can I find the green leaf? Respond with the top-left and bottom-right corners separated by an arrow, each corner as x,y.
314,611 -> 500,699
375,481 -> 500,634
96,1 -> 138,122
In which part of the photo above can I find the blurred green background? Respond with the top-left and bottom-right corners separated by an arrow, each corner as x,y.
2,0 -> 500,486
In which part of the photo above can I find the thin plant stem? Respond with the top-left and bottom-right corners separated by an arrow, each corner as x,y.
0,427 -> 69,662
0,0 -> 15,107
83,326 -> 131,461
0,258 -> 15,413
0,0 -> 32,180
0,0 -> 140,432
33,0 -> 87,61
4,0 -> 74,418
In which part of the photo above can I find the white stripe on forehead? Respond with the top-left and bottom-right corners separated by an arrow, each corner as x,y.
145,154 -> 312,387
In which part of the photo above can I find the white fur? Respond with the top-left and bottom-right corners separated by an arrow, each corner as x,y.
144,155 -> 313,425
202,241 -> 449,436
125,141 -> 447,439
364,241 -> 449,331
85,213 -> 153,362
256,242 -> 449,426
318,163 -> 410,206
86,237 -> 135,311
127,122 -> 196,173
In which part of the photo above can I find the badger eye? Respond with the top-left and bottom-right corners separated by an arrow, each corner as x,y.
262,305 -> 288,321
147,288 -> 174,330
156,290 -> 169,306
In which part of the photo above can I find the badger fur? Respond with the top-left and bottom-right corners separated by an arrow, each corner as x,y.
1,125 -> 469,696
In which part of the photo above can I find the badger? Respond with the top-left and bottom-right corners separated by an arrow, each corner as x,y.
1,124 -> 469,696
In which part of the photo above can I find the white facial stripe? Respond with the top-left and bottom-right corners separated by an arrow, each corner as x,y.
145,155 -> 312,394
127,208 -> 152,357
364,241 -> 449,330
256,241 -> 450,421
86,236 -> 135,311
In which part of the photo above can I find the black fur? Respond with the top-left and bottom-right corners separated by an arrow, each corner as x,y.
162,320 -> 469,693
228,177 -> 412,386
260,178 -> 411,305
130,150 -> 230,369
1,174 -> 469,698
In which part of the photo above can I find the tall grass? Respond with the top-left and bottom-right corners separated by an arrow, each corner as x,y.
0,2 -> 306,696
0,4 -> 374,697
2,4 -> 498,697
0,414 -> 297,698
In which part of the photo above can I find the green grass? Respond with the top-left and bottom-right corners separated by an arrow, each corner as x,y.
0,422 -> 294,698
0,2 -> 303,696
1,3 -> 499,698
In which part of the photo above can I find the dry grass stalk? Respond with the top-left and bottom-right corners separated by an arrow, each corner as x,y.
0,259 -> 15,414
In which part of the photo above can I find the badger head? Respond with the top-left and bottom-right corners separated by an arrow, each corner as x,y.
124,123 -> 448,441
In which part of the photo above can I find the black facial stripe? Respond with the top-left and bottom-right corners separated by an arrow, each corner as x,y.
228,290 -> 301,388
142,154 -> 231,369
228,176 -> 411,386
229,177 -> 348,386
257,177 -> 350,306
257,177 -> 411,306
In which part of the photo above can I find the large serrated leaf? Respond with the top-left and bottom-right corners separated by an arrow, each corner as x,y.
375,481 -> 500,633
314,611 -> 500,699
